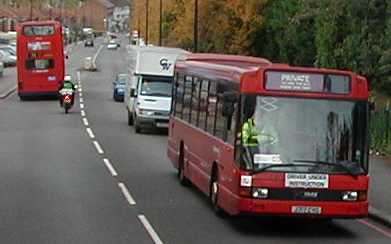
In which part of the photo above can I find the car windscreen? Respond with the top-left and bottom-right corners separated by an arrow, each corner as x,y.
140,76 -> 172,97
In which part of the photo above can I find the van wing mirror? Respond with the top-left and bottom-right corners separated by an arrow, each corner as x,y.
222,92 -> 238,117
130,88 -> 137,98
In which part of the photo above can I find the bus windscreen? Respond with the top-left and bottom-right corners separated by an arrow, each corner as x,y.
24,26 -> 55,36
265,71 -> 350,94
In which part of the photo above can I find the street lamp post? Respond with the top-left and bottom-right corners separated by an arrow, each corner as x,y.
145,0 -> 149,45
194,0 -> 198,52
30,0 -> 33,21
159,0 -> 162,46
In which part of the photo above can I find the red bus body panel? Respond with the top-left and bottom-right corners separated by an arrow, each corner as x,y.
16,21 -> 65,97
168,54 -> 370,218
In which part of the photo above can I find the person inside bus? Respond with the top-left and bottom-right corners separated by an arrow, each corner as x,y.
59,75 -> 76,107
241,95 -> 280,166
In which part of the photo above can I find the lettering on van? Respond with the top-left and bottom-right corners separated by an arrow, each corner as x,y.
160,58 -> 172,71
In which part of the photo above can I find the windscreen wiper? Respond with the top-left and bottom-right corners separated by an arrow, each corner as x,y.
251,163 -> 315,175
293,160 -> 362,177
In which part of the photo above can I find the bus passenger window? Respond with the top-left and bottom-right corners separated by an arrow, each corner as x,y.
207,81 -> 217,134
215,95 -> 225,139
175,74 -> 185,117
25,59 -> 54,70
190,77 -> 201,126
227,102 -> 239,145
198,80 -> 209,130
182,76 -> 193,122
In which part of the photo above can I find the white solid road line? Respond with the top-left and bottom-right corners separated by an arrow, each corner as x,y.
93,140 -> 104,154
81,110 -> 86,117
93,45 -> 104,64
80,103 -> 84,109
83,118 -> 89,126
86,127 -> 95,139
118,182 -> 136,206
103,158 -> 118,177
138,215 -> 164,244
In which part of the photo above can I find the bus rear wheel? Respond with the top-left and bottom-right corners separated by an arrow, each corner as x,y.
178,148 -> 190,186
210,170 -> 225,216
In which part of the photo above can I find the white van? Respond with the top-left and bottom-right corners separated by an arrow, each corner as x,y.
125,46 -> 188,133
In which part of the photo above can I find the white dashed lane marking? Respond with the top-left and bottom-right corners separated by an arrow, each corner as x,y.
118,182 -> 136,206
81,110 -> 86,117
93,140 -> 104,154
103,158 -> 118,177
80,103 -> 84,109
83,118 -> 89,126
86,127 -> 95,139
80,97 -> 84,103
138,215 -> 164,244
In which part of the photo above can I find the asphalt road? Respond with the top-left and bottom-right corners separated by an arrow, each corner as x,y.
1,38 -> 391,243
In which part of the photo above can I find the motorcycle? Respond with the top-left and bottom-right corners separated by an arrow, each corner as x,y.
59,88 -> 75,114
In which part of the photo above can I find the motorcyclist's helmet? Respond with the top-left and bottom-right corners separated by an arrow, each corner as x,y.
64,75 -> 72,82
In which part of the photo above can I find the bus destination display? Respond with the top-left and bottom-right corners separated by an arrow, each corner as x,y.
265,71 -> 350,94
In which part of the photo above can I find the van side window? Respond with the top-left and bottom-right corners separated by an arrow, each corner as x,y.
190,77 -> 201,126
175,73 -> 185,118
207,81 -> 217,134
182,76 -> 193,122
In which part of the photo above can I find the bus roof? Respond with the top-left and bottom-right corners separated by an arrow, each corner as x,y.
18,21 -> 61,26
175,53 -> 369,99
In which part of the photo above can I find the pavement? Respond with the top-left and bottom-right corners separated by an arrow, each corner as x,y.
369,156 -> 391,227
0,37 -> 391,243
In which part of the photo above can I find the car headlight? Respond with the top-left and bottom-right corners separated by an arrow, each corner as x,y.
342,191 -> 358,201
252,188 -> 269,199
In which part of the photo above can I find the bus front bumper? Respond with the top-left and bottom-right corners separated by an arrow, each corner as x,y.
238,199 -> 368,218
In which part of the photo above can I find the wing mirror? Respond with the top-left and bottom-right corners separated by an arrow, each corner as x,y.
222,91 -> 238,117
130,88 -> 137,98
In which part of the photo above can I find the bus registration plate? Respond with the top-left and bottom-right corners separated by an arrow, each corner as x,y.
292,206 -> 322,214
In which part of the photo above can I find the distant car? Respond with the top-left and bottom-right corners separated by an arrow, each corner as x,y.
113,73 -> 128,102
0,61 -> 4,77
0,50 -> 16,67
84,38 -> 94,47
107,40 -> 118,50
0,45 -> 16,56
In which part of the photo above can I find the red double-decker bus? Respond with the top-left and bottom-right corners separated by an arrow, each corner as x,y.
168,53 -> 370,218
16,21 -> 65,99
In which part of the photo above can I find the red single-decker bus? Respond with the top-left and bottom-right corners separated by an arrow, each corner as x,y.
16,21 -> 65,99
168,53 -> 370,218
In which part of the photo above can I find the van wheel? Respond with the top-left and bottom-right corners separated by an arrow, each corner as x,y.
134,116 -> 141,133
210,170 -> 224,216
178,147 -> 190,186
128,111 -> 134,125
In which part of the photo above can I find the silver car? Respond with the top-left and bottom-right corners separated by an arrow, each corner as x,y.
0,45 -> 16,56
0,50 -> 16,67
0,60 -> 4,77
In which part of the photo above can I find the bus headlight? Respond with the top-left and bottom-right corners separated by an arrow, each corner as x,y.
342,191 -> 358,201
252,188 -> 269,199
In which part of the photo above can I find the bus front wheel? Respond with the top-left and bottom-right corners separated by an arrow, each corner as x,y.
210,169 -> 225,216
178,146 -> 190,186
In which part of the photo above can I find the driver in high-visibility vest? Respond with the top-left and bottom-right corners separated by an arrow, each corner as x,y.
242,116 -> 279,152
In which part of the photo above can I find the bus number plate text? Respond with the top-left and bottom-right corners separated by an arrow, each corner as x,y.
292,206 -> 322,214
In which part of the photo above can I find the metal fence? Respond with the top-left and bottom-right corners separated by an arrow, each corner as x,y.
371,108 -> 391,153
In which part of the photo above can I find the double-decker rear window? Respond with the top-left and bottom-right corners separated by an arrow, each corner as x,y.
265,71 -> 350,94
24,25 -> 55,36
26,59 -> 54,70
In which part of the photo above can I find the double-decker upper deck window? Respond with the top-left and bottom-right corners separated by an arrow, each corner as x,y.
24,25 -> 55,36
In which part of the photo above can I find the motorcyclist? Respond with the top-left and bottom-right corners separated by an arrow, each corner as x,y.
59,75 -> 76,107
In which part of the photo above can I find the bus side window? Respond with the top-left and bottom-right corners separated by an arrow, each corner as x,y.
190,77 -> 201,126
182,76 -> 193,122
198,80 -> 209,130
171,72 -> 178,115
227,102 -> 239,145
206,81 -> 217,135
175,73 -> 185,118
